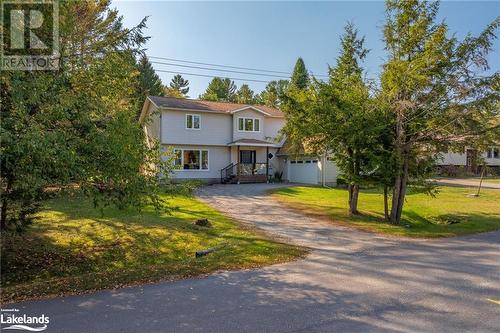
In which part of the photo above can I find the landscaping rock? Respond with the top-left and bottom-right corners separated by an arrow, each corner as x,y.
195,218 -> 211,227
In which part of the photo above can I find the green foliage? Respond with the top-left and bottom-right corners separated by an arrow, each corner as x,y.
0,1 -> 168,230
136,55 -> 164,102
381,0 -> 499,224
199,77 -> 237,102
258,80 -> 289,107
290,57 -> 309,89
236,84 -> 258,104
166,74 -> 189,98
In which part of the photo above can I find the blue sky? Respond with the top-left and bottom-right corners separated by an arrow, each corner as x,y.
113,1 -> 500,98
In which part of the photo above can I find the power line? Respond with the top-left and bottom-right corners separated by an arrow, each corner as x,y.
154,69 -> 272,83
149,55 -> 329,78
151,60 -> 291,79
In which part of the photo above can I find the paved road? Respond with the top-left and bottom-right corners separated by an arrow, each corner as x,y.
432,178 -> 500,189
4,184 -> 500,332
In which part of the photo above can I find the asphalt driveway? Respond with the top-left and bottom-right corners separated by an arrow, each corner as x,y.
4,184 -> 500,332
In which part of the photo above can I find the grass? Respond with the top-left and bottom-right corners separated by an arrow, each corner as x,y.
1,193 -> 305,304
273,186 -> 500,238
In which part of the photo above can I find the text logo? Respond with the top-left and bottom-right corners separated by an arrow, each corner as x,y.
1,0 -> 59,70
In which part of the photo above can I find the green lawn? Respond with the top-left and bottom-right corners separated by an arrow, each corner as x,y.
273,186 -> 500,238
1,193 -> 305,303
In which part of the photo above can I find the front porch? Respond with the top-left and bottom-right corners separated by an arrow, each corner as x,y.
221,139 -> 279,184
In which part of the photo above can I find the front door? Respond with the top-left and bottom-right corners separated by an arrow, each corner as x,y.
240,150 -> 256,164
240,150 -> 256,175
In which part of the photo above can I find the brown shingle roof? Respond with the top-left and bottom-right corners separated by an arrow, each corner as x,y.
148,96 -> 284,118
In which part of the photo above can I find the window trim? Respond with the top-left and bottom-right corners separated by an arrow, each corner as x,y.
237,117 -> 261,132
173,148 -> 209,171
185,114 -> 201,130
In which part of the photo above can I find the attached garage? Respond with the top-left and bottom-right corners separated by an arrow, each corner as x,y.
287,159 -> 320,184
287,157 -> 338,185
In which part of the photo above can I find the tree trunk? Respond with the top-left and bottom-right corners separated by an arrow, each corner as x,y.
390,109 -> 406,225
390,155 -> 409,225
383,185 -> 389,221
348,184 -> 360,216
0,198 -> 7,230
0,178 -> 13,230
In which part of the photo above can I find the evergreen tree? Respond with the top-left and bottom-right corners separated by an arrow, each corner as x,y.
290,57 -> 309,89
136,55 -> 164,98
166,74 -> 189,98
381,0 -> 499,225
259,80 -> 289,107
236,84 -> 256,104
0,1 -> 168,230
199,77 -> 237,102
283,24 -> 377,215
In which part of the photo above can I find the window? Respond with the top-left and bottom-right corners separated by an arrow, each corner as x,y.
173,149 -> 209,170
238,117 -> 260,132
487,149 -> 492,158
173,149 -> 182,170
186,114 -> 200,129
494,148 -> 499,159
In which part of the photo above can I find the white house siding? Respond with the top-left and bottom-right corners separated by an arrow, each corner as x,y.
437,151 -> 467,165
144,105 -> 160,147
229,146 -> 280,173
161,109 -> 232,145
165,145 -> 231,182
232,109 -> 266,141
321,159 -> 338,184
264,117 -> 285,142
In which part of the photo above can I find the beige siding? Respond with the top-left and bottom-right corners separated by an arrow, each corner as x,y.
161,109 -> 232,145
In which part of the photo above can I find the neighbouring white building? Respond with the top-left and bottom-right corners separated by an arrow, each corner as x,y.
140,96 -> 338,184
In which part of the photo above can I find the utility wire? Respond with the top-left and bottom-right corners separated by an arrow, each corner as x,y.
154,69 -> 272,83
151,60 -> 291,79
149,55 -> 329,78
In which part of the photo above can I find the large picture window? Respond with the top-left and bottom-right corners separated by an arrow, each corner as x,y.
186,114 -> 200,129
173,149 -> 209,170
238,117 -> 260,132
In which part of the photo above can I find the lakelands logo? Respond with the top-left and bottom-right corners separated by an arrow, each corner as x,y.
0,0 -> 59,70
1,309 -> 49,331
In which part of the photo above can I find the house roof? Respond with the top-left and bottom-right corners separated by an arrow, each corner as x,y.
228,138 -> 281,147
148,96 -> 284,118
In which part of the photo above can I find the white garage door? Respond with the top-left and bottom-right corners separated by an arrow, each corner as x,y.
288,159 -> 319,184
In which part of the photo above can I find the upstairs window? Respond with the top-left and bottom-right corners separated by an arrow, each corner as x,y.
186,114 -> 200,130
238,117 -> 260,132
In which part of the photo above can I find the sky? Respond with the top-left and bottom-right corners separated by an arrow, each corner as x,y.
112,1 -> 500,98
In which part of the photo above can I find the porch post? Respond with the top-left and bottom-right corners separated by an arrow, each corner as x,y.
266,146 -> 269,182
237,145 -> 240,183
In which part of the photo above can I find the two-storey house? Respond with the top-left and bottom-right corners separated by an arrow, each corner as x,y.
139,96 -> 338,184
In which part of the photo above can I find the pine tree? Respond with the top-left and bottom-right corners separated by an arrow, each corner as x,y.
381,0 -> 499,225
136,55 -> 164,98
236,84 -> 256,104
166,74 -> 189,98
290,57 -> 309,89
259,80 -> 289,107
199,77 -> 237,102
